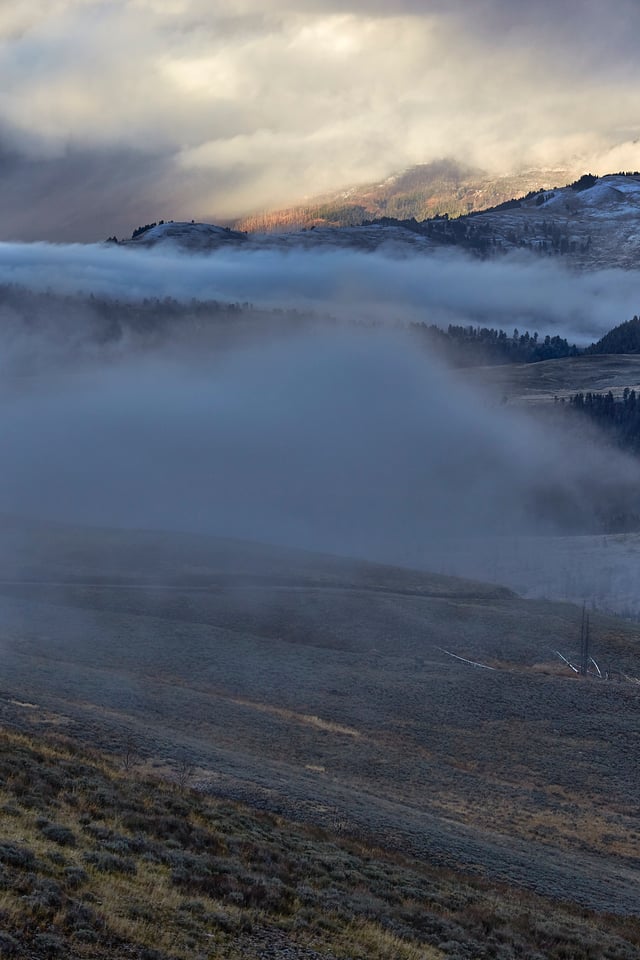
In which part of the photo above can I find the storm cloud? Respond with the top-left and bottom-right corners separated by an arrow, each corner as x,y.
2,1 -> 640,239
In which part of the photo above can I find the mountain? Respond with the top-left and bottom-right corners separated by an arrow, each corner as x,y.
127,173 -> 640,270
441,171 -> 640,269
230,159 -> 571,231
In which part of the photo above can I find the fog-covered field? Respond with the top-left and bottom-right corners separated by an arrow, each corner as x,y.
422,532 -> 640,620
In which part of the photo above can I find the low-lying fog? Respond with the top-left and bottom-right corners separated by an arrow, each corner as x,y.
1,240 -> 640,617
2,240 -> 640,343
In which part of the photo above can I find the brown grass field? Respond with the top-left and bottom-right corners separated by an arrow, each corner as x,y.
471,354 -> 640,406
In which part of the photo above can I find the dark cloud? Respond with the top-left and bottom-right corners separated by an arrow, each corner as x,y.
0,139 -> 261,242
0,146 -> 168,242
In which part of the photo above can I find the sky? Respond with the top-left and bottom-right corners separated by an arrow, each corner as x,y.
2,0 -> 640,240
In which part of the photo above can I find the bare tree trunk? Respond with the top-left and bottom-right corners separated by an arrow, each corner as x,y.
579,603 -> 590,676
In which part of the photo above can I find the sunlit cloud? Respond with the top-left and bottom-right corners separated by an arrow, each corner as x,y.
2,1 -> 640,237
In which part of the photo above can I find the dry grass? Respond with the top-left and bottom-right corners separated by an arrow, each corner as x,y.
0,730 -> 640,960
225,695 -> 363,738
0,726 -> 638,960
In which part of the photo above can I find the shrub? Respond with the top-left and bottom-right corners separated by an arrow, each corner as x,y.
0,932 -> 20,957
32,933 -> 64,957
63,866 -> 88,890
39,823 -> 76,847
23,878 -> 63,911
63,901 -> 104,933
83,851 -> 137,875
0,842 -> 35,869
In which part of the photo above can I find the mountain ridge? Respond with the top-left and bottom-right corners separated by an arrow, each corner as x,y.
125,172 -> 640,270
229,160 -> 572,232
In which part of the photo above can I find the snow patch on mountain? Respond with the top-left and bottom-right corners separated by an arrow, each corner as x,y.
128,221 -> 248,250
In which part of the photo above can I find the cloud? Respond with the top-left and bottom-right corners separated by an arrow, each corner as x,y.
0,241 -> 638,344
2,2 -> 640,237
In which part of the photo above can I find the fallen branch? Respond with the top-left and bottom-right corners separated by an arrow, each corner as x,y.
554,650 -> 579,673
436,647 -> 496,670
589,656 -> 603,679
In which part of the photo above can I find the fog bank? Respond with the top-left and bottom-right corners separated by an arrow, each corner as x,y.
1,241 -> 640,343
0,320 -> 637,563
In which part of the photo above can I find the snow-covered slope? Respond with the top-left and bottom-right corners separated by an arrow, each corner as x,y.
249,222 -> 434,252
126,219 -> 434,254
124,175 -> 640,269
540,176 -> 640,211
469,174 -> 640,269
128,221 -> 248,250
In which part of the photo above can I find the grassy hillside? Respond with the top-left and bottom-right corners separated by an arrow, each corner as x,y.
233,162 -> 568,232
471,354 -> 640,405
0,727 -> 639,959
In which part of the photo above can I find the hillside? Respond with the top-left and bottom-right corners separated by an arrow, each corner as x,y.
473,354 -> 640,405
588,315 -> 640,355
230,161 -> 570,232
1,518 -> 640,932
451,173 -> 640,269
2,728 -> 640,960
126,221 -> 249,251
126,173 -> 640,271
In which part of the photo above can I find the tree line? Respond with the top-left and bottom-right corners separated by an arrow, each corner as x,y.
412,323 -> 578,365
586,315 -> 640,355
561,389 -> 640,454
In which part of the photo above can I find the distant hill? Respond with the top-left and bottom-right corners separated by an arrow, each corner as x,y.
587,314 -> 640,354
231,159 -> 571,232
416,322 -> 579,366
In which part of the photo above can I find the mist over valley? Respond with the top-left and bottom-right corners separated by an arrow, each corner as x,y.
1,223 -> 640,618
2,5 -> 640,948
